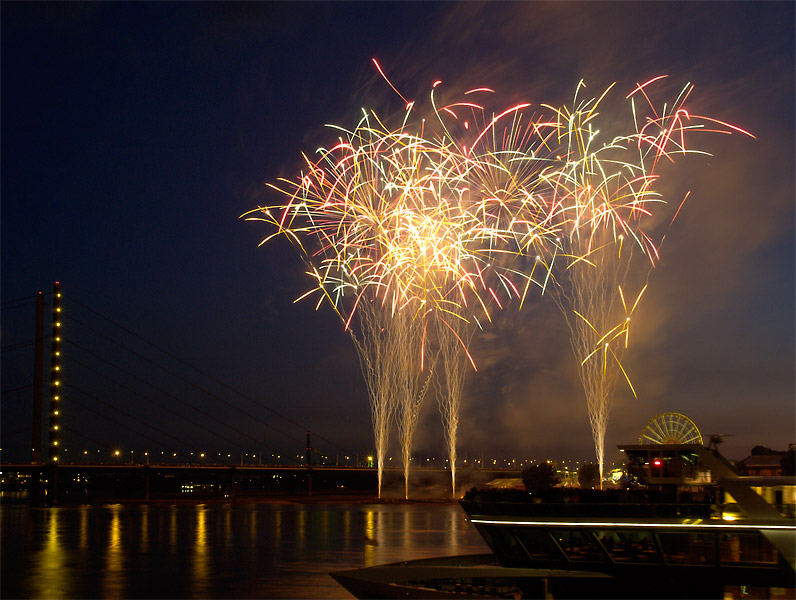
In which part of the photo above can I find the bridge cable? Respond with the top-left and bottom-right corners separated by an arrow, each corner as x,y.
62,299 -> 318,446
1,383 -> 33,395
64,339 -> 287,452
65,383 -> 197,449
62,313 -> 304,446
63,293 -> 344,450
0,294 -> 39,310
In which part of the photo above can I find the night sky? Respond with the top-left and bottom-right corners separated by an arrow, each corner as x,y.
2,2 -> 793,465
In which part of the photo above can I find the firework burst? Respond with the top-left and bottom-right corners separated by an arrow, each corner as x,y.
247,66 -> 751,492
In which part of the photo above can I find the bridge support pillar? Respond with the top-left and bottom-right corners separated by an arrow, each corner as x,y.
45,463 -> 58,506
29,467 -> 44,505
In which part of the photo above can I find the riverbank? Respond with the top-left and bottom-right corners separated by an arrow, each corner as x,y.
2,492 -> 463,507
113,494 -> 459,506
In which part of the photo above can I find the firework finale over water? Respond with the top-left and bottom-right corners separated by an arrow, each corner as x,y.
1,3 -> 793,464
247,71 -> 753,487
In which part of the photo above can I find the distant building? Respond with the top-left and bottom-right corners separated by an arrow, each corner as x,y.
734,446 -> 795,517
738,453 -> 785,477
737,446 -> 793,477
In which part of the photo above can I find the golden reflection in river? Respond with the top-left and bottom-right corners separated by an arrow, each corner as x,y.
379,509 -> 389,553
1,502 -> 490,598
103,504 -> 126,598
273,507 -> 282,562
372,509 -> 395,565
342,509 -> 351,552
169,504 -> 178,552
191,505 -> 210,597
30,509 -> 71,598
447,510 -> 460,555
248,506 -> 258,549
296,508 -> 307,555
424,511 -> 432,548
79,505 -> 88,550
320,508 -> 330,546
402,508 -> 413,554
223,504 -> 232,551
363,509 -> 376,566
139,505 -> 149,553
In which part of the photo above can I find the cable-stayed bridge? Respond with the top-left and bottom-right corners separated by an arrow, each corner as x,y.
1,283 -> 520,503
1,283 -> 349,466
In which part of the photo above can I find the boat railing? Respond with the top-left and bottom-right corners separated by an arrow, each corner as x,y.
461,499 -> 714,519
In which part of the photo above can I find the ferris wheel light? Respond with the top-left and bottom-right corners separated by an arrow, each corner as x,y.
639,412 -> 703,446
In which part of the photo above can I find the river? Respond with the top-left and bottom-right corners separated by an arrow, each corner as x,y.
1,500 -> 490,598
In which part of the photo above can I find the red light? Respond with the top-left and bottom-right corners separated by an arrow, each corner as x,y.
652,459 -> 662,467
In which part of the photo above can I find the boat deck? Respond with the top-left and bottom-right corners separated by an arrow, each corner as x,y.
331,553 -> 611,599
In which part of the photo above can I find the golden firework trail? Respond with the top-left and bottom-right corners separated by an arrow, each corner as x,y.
246,67 -> 751,368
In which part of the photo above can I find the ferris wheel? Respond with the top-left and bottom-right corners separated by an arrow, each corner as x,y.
639,412 -> 703,445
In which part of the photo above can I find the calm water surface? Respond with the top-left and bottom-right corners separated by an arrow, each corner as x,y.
1,501 -> 489,598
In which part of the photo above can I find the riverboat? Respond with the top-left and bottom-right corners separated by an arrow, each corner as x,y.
331,443 -> 795,598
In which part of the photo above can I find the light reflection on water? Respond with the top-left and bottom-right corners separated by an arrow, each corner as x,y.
104,505 -> 126,598
140,505 -> 149,553
192,506 -> 209,598
1,502 -> 488,599
30,509 -> 71,598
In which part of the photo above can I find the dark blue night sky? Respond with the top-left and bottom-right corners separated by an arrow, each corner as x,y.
2,2 -> 793,464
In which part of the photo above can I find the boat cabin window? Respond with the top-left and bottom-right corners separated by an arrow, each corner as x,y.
658,532 -> 716,565
594,530 -> 660,563
719,532 -> 778,565
476,526 -> 527,566
553,529 -> 606,563
512,528 -> 563,562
